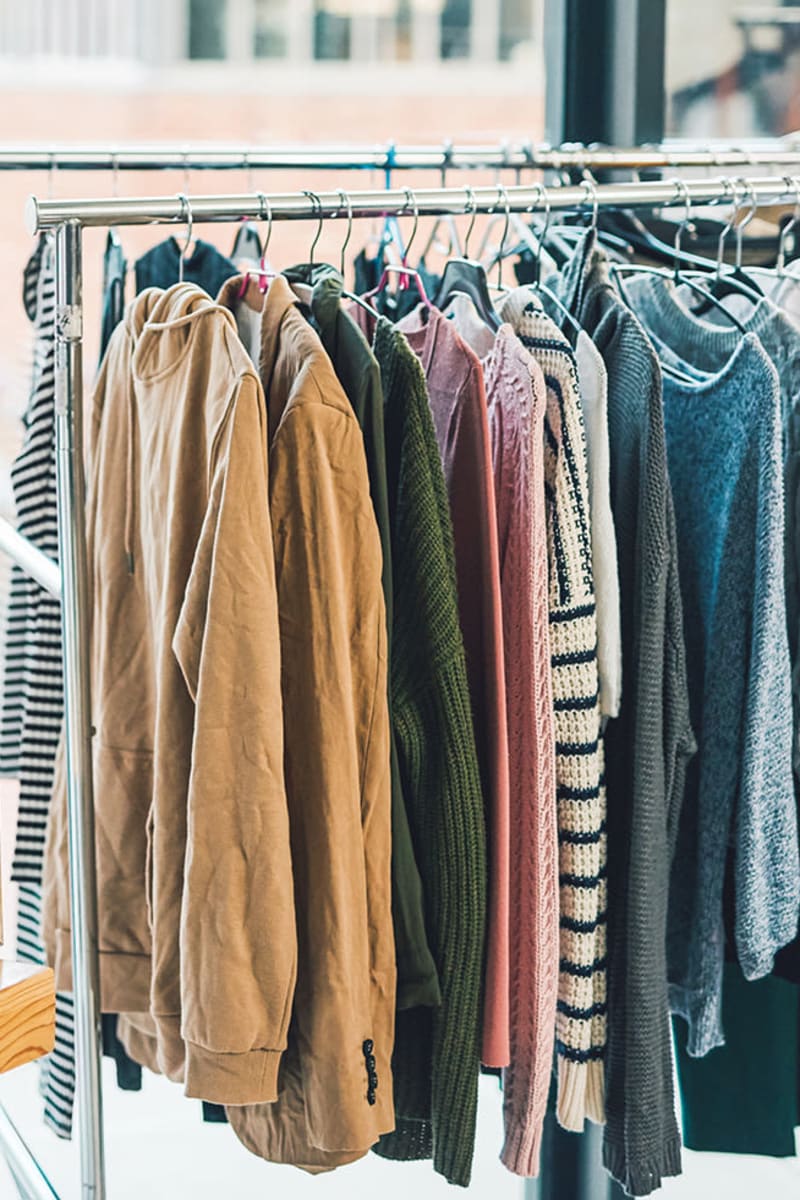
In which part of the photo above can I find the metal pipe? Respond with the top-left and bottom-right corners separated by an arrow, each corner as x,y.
0,518 -> 61,597
54,221 -> 106,1200
26,175 -> 800,234
2,138 -> 800,173
0,1104 -> 60,1200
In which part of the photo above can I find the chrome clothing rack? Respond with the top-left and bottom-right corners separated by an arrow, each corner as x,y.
2,137 -> 800,175
3,150 -> 800,1200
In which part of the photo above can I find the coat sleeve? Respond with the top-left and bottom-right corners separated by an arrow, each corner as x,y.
172,376 -> 296,1105
267,401 -> 395,1152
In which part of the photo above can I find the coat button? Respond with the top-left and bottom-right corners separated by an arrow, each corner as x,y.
366,1054 -> 376,1071
367,1091 -> 376,1105
362,1039 -> 374,1055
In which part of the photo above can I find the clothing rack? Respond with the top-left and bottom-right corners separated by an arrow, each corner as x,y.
4,161 -> 800,1200
3,138 -> 800,174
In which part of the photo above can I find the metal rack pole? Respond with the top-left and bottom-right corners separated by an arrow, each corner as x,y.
12,163 -> 800,1200
2,138 -> 800,174
26,175 -> 800,234
54,220 -> 106,1200
0,1106 -> 59,1200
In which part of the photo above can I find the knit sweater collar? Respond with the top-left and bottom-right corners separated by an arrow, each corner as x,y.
625,272 -> 780,368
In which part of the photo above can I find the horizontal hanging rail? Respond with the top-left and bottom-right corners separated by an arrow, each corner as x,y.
4,138 -> 800,174
26,175 -> 800,234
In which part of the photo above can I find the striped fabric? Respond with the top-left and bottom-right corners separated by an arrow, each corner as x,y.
0,236 -> 77,1139
499,291 -> 607,1132
0,235 -> 63,880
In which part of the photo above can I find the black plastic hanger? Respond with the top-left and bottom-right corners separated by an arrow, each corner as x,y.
433,185 -> 501,331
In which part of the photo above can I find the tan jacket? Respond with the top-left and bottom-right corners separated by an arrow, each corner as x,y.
220,276 -> 396,1167
42,283 -> 296,1104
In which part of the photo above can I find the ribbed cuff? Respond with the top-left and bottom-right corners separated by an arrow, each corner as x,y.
603,1131 -> 683,1197
557,1058 -> 606,1131
500,1116 -> 544,1177
184,1040 -> 281,1105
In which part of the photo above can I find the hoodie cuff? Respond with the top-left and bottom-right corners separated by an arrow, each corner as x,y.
184,1041 -> 282,1105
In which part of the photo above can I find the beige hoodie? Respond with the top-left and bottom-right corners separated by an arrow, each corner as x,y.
42,283 -> 296,1105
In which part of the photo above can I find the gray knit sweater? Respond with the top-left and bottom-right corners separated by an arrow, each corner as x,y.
552,235 -> 696,1197
628,274 -> 800,786
627,276 -> 800,1050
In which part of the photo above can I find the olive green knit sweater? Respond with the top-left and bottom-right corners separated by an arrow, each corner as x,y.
366,316 -> 487,1188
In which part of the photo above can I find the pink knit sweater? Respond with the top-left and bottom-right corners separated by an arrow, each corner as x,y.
483,327 -> 558,1175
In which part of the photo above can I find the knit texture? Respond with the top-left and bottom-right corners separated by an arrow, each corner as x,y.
481,327 -> 558,1176
499,290 -> 606,1131
627,275 -> 800,1045
628,274 -> 800,785
575,331 -> 622,721
552,234 -> 696,1196
366,317 -> 487,1188
397,304 -> 510,1070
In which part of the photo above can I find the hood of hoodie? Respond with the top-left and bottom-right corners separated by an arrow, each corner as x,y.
130,282 -> 235,384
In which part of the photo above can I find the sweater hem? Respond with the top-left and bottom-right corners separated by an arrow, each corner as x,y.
603,1132 -> 682,1197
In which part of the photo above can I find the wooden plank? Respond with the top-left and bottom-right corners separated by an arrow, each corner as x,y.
0,962 -> 55,1074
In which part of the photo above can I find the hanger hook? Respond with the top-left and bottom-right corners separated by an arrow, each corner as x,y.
402,187 -> 420,263
531,181 -> 551,286
336,188 -> 353,278
495,182 -> 511,290
715,176 -> 739,279
672,178 -> 694,282
735,176 -> 758,270
463,185 -> 477,259
580,175 -> 599,233
778,175 -> 800,275
302,190 -> 324,268
256,191 -> 273,258
177,192 -> 193,283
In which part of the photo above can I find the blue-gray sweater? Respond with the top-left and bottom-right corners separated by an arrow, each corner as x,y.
628,281 -> 800,1058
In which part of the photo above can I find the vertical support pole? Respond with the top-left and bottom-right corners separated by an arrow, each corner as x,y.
54,221 -> 106,1200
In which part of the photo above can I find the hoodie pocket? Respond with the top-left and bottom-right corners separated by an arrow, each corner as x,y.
93,741 -> 154,958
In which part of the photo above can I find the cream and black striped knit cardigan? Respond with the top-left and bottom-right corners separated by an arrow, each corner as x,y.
500,290 -> 606,1131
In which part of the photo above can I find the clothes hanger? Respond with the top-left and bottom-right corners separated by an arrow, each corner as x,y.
230,152 -> 264,264
368,188 -> 432,310
237,191 -> 275,300
432,185 -> 501,331
690,176 -> 765,311
522,182 -> 583,339
775,175 -> 800,280
335,188 -> 380,320
418,148 -> 463,264
612,178 -> 749,336
176,192 -> 193,284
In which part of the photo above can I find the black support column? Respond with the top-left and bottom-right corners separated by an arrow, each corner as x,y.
545,0 -> 667,146
531,3 -> 669,1199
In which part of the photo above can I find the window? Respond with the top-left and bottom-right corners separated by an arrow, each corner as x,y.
314,2 -> 352,60
188,0 -> 227,59
254,0 -> 289,58
440,0 -> 471,59
667,0 -> 800,136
